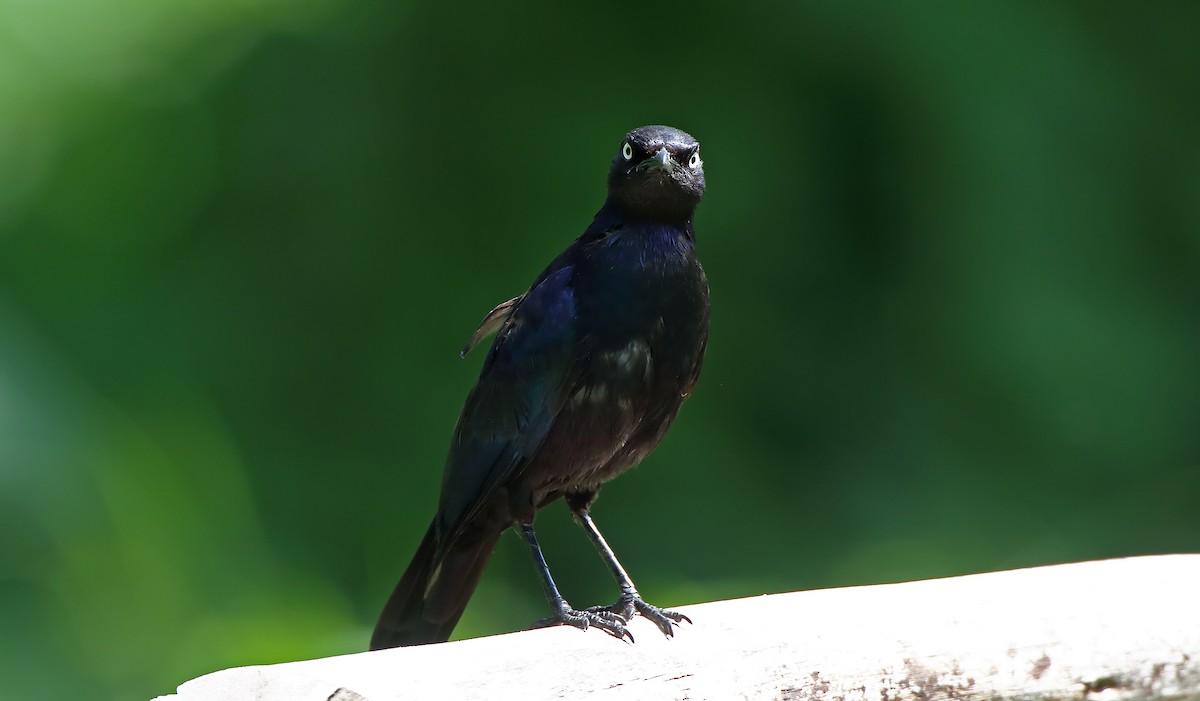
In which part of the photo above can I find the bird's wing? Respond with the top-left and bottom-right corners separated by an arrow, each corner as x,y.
460,294 -> 523,358
434,264 -> 579,546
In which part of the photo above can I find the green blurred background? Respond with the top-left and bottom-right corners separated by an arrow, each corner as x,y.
2,1 -> 1198,698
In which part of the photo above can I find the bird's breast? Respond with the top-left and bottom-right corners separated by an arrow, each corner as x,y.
517,226 -> 709,499
568,337 -> 654,410
578,227 -> 707,340
567,226 -> 708,419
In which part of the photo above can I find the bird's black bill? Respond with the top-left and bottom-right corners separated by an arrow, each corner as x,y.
635,147 -> 678,174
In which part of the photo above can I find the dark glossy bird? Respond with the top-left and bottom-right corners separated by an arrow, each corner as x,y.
370,125 -> 710,650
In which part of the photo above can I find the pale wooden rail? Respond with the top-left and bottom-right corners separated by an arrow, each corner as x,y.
156,555 -> 1200,701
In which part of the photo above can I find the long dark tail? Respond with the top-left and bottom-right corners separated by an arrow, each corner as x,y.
370,522 -> 500,650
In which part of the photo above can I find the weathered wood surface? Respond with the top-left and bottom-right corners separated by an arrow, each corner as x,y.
156,555 -> 1200,701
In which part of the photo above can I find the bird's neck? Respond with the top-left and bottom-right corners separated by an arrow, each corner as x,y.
585,206 -> 698,276
598,201 -> 697,239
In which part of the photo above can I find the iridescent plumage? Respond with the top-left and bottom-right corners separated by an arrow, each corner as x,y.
372,125 -> 710,649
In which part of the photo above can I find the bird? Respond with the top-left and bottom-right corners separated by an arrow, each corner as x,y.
370,125 -> 710,650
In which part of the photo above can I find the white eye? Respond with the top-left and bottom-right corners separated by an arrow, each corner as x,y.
621,142 -> 633,161
688,150 -> 701,168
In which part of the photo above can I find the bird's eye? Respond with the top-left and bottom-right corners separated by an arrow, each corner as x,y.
688,150 -> 701,168
621,142 -> 634,161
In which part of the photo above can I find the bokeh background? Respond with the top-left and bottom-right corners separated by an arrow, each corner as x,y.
2,1 -> 1198,698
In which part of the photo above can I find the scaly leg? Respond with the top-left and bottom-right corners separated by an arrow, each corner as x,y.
570,509 -> 691,638
518,522 -> 632,641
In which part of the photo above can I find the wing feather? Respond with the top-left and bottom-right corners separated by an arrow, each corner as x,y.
434,265 -> 578,546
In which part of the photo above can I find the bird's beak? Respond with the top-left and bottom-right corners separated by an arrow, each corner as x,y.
652,147 -> 678,173
638,147 -> 678,175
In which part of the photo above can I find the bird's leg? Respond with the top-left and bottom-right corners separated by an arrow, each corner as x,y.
518,522 -> 632,642
569,507 -> 692,638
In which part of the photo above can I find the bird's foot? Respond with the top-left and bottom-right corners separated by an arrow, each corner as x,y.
534,602 -> 633,642
587,592 -> 691,638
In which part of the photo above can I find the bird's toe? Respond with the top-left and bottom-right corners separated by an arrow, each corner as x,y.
534,605 -> 634,643
631,597 -> 691,638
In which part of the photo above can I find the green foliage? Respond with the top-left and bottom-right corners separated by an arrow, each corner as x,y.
1,2 -> 1198,698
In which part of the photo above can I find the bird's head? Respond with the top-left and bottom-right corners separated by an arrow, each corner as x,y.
607,125 -> 705,222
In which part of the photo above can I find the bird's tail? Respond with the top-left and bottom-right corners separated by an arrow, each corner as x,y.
370,522 -> 500,650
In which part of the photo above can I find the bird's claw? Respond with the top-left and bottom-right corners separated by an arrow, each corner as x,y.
588,593 -> 691,638
534,605 -> 634,642
634,597 -> 691,637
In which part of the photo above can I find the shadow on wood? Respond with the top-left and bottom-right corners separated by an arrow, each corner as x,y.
156,555 -> 1200,701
